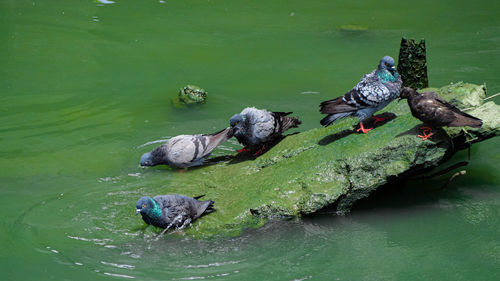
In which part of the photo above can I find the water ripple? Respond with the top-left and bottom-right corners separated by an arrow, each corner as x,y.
175,270 -> 240,280
103,272 -> 135,279
67,235 -> 113,246
97,0 -> 115,4
101,261 -> 136,270
137,138 -> 171,148
184,260 -> 242,268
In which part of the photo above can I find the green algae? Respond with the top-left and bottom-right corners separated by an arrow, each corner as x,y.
424,81 -> 486,108
397,38 -> 429,89
338,24 -> 369,32
151,83 -> 500,238
172,85 -> 207,107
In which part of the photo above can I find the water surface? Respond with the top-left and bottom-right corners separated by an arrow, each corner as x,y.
1,0 -> 499,280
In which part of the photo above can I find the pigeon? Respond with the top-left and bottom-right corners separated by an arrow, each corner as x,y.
399,87 -> 482,140
140,127 -> 234,168
136,194 -> 215,230
319,56 -> 402,133
229,107 -> 302,155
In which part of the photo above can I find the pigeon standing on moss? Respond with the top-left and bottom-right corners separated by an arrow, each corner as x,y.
229,107 -> 301,155
320,56 -> 402,133
399,87 -> 482,140
136,195 -> 215,230
140,127 -> 234,168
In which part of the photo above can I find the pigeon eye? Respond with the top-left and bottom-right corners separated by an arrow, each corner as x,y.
235,121 -> 239,125
142,204 -> 146,208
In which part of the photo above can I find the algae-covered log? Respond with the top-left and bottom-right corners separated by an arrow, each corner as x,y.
152,83 -> 498,238
398,38 -> 429,89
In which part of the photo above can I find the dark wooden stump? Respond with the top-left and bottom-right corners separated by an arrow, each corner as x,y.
397,38 -> 429,89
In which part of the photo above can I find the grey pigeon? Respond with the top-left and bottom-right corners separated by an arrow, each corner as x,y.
399,87 -> 482,140
136,194 -> 215,230
320,56 -> 402,133
229,107 -> 301,154
140,127 -> 233,168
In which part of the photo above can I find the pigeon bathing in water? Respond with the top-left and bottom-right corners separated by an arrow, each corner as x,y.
229,107 -> 302,155
319,56 -> 402,133
140,127 -> 233,168
399,87 -> 482,140
136,194 -> 215,230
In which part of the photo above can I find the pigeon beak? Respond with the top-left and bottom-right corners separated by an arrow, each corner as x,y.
390,66 -> 396,71
136,209 -> 141,215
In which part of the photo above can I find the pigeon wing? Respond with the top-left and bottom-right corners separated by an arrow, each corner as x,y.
321,71 -> 391,115
426,92 -> 482,127
166,135 -> 200,166
155,195 -> 192,227
251,119 -> 275,143
241,108 -> 274,145
346,71 -> 392,108
411,92 -> 456,126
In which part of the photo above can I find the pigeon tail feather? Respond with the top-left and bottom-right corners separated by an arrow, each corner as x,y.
198,200 -> 216,217
202,127 -> 233,154
320,96 -> 358,114
271,112 -> 302,135
272,111 -> 293,116
280,116 -> 302,132
450,114 -> 483,128
320,112 -> 353,127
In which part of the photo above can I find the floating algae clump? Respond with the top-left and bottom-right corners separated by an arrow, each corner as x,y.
174,85 -> 207,106
338,24 -> 368,32
143,83 -> 499,238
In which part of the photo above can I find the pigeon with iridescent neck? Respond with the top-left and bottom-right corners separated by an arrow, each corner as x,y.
319,56 -> 402,133
135,195 -> 215,230
140,127 -> 234,168
229,107 -> 301,155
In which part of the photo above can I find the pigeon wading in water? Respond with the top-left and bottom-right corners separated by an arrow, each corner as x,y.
136,194 -> 215,231
229,107 -> 302,155
140,127 -> 233,168
399,87 -> 482,140
319,56 -> 402,133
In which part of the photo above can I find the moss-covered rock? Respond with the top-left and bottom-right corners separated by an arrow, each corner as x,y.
157,82 -> 499,238
425,81 -> 486,108
173,85 -> 207,106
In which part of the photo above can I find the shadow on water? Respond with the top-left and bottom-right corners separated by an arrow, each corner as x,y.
351,175 -> 469,213
197,155 -> 236,168
307,160 -> 473,217
318,112 -> 397,146
307,150 -> 471,217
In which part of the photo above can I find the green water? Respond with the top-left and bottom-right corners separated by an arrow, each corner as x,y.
1,0 -> 500,280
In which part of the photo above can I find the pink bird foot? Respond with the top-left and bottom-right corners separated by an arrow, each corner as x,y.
356,122 -> 373,134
